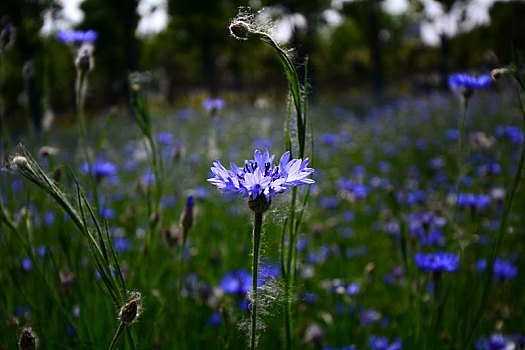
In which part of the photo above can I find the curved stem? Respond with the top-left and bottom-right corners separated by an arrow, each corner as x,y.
251,212 -> 263,350
108,322 -> 127,350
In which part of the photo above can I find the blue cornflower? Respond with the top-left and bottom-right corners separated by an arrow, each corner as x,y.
457,193 -> 491,210
202,98 -> 226,112
346,282 -> 360,296
208,149 -> 314,203
81,160 -> 117,178
448,73 -> 491,97
476,334 -> 508,350
493,258 -> 517,280
219,269 -> 251,295
156,132 -> 173,145
369,335 -> 402,350
414,251 -> 459,272
57,30 -> 98,44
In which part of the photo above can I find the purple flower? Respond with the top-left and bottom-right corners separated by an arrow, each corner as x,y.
476,334 -> 508,350
156,132 -> 173,145
202,98 -> 226,112
81,160 -> 117,178
346,282 -> 360,296
208,149 -> 314,202
369,335 -> 402,350
493,259 -> 517,280
57,30 -> 98,43
448,73 -> 491,94
415,251 -> 459,272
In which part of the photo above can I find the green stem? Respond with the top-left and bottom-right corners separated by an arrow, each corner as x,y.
76,69 -> 98,208
453,97 -> 469,228
463,83 -> 525,348
108,322 -> 127,350
251,212 -> 263,350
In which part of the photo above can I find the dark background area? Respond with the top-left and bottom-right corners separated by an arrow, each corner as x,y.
1,0 -> 524,130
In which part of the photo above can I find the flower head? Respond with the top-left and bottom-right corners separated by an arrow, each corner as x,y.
208,149 -> 314,204
415,251 -> 459,272
448,73 -> 491,98
56,30 -> 98,44
369,335 -> 402,350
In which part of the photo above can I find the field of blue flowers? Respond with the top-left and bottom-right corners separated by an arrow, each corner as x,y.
1,22 -> 525,350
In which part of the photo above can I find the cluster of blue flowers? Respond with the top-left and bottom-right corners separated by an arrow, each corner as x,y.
208,149 -> 314,202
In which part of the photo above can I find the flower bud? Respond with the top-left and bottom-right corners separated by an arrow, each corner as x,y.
75,43 -> 94,73
491,68 -> 510,81
1,24 -> 15,49
19,327 -> 38,350
229,21 -> 250,41
180,194 -> 194,240
13,156 -> 28,169
119,299 -> 138,324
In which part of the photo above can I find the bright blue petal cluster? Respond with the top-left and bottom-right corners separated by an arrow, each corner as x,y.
448,73 -> 491,90
56,30 -> 98,43
208,149 -> 314,202
414,251 -> 459,272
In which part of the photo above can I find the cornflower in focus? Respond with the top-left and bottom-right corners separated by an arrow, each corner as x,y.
208,148 -> 314,212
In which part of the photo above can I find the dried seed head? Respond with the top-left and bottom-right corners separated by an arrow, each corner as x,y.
13,156 -> 28,169
491,68 -> 510,81
229,21 -> 251,40
19,327 -> 38,350
119,299 -> 138,324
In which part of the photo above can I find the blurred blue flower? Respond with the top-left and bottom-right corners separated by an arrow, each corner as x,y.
448,73 -> 491,92
346,282 -> 360,296
44,210 -> 55,225
207,312 -> 221,327
446,128 -> 460,141
156,132 -> 173,145
22,256 -> 33,272
113,237 -> 133,253
415,251 -> 459,272
82,160 -> 117,178
495,125 -> 523,145
493,259 -> 517,280
202,98 -> 226,112
369,335 -> 402,350
458,193 -> 491,210
476,334 -> 508,350
57,30 -> 98,43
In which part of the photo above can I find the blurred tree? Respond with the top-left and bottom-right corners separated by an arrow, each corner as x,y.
167,0 -> 246,96
0,0 -> 61,134
258,0 -> 332,95
407,0 -> 471,89
342,0 -> 386,96
78,0 -> 140,105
